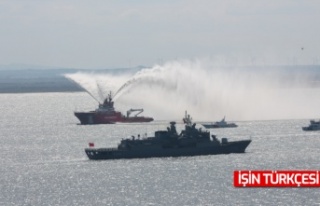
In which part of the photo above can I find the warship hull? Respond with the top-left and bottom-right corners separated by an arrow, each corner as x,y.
85,140 -> 251,160
302,127 -> 320,131
202,124 -> 238,129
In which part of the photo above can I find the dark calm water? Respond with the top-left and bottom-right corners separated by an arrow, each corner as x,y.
1,92 -> 320,206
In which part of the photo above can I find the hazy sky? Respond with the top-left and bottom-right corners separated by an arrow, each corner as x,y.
0,0 -> 319,69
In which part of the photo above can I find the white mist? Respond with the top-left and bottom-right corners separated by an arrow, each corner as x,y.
65,59 -> 320,121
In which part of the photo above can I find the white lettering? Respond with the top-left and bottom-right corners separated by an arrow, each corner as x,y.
270,173 -> 278,184
309,174 -> 316,184
278,173 -> 287,184
302,174 -> 309,184
294,174 -> 301,185
239,172 -> 260,185
286,173 -> 294,184
240,173 -> 249,185
263,173 -> 272,184
251,173 -> 260,184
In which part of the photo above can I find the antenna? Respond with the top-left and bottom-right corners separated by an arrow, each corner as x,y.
96,82 -> 105,102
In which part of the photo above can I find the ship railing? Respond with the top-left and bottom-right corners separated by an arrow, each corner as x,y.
98,148 -> 118,151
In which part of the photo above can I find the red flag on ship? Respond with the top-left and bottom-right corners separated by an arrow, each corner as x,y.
89,142 -> 94,147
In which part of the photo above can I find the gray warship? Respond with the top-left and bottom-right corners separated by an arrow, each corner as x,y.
85,121 -> 251,160
302,120 -> 320,131
202,116 -> 238,129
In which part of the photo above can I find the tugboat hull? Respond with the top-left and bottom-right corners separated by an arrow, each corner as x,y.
74,112 -> 153,125
85,140 -> 251,160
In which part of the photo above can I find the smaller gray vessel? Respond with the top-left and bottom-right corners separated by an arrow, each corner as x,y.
302,120 -> 320,131
202,116 -> 238,129
85,122 -> 251,160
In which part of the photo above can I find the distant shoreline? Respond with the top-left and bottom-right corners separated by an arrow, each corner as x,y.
0,80 -> 83,94
0,67 -> 139,94
0,89 -> 84,94
1,65 -> 320,94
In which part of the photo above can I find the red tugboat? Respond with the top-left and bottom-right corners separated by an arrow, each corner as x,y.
74,92 -> 154,124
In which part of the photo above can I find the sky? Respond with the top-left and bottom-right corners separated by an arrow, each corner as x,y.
0,0 -> 320,69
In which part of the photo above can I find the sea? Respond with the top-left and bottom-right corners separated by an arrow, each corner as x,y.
1,67 -> 320,206
0,92 -> 320,206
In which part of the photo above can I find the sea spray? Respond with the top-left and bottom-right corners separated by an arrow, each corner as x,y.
113,65 -> 178,100
65,60 -> 320,120
65,73 -> 101,103
65,72 -> 131,103
111,59 -> 320,120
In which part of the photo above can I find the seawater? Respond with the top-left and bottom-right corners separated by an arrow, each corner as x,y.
0,92 -> 320,206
